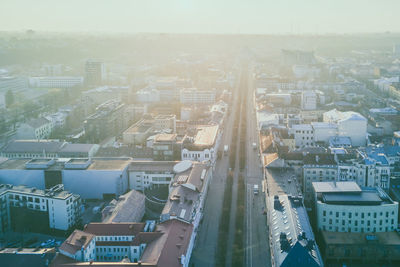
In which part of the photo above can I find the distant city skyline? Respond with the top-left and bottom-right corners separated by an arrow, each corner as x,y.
1,0 -> 400,34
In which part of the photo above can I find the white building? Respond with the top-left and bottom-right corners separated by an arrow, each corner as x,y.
312,122 -> 338,144
323,109 -> 367,146
289,124 -> 314,147
29,76 -> 84,88
128,161 -> 176,190
136,88 -> 160,103
17,117 -> 52,140
313,181 -> 398,233
301,90 -> 317,110
0,183 -> 81,233
57,219 -> 194,266
181,125 -> 221,163
180,88 -> 216,104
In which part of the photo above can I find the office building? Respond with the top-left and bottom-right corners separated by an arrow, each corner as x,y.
29,77 -> 83,88
313,181 -> 398,233
0,157 -> 131,200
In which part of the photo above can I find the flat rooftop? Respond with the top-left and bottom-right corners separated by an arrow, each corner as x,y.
129,161 -> 177,172
87,158 -> 131,170
322,231 -> 400,246
193,125 -> 219,147
312,181 -> 361,193
0,184 -> 76,200
322,191 -> 383,205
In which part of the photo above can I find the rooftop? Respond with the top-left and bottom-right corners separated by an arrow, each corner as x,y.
1,140 -> 66,154
154,133 -> 177,142
312,181 -> 362,193
0,184 -> 77,200
303,154 -> 336,166
59,230 -> 95,255
129,161 -> 177,172
84,222 -> 145,236
268,195 -> 323,267
102,190 -> 146,223
321,231 -> 400,246
193,125 -> 219,147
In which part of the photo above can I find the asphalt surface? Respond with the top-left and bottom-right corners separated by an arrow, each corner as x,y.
189,70 -> 239,267
244,65 -> 271,267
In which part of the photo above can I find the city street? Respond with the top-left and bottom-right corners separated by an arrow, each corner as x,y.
189,69 -> 240,267
244,65 -> 271,267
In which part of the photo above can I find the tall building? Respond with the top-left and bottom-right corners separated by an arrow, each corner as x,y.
85,60 -> 105,86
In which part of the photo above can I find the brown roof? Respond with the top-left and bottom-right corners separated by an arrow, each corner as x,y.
84,223 -> 145,236
140,219 -> 193,267
59,230 -> 95,255
131,232 -> 164,246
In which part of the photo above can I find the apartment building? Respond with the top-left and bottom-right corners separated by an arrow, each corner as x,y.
303,154 -> 337,203
0,184 -> 81,233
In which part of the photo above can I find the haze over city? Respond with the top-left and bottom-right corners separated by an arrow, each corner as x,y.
1,0 -> 400,34
1,1 -> 400,267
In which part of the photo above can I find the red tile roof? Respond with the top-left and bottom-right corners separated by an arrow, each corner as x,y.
84,223 -> 145,236
59,230 -> 95,255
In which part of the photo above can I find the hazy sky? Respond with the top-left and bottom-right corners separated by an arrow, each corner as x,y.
1,0 -> 399,34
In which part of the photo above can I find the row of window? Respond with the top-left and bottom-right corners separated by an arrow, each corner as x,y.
322,210 -> 395,218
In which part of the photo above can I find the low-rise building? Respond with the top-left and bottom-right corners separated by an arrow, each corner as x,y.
313,181 -> 398,233
52,219 -> 194,267
101,190 -> 145,223
0,184 -> 81,233
181,125 -> 220,163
